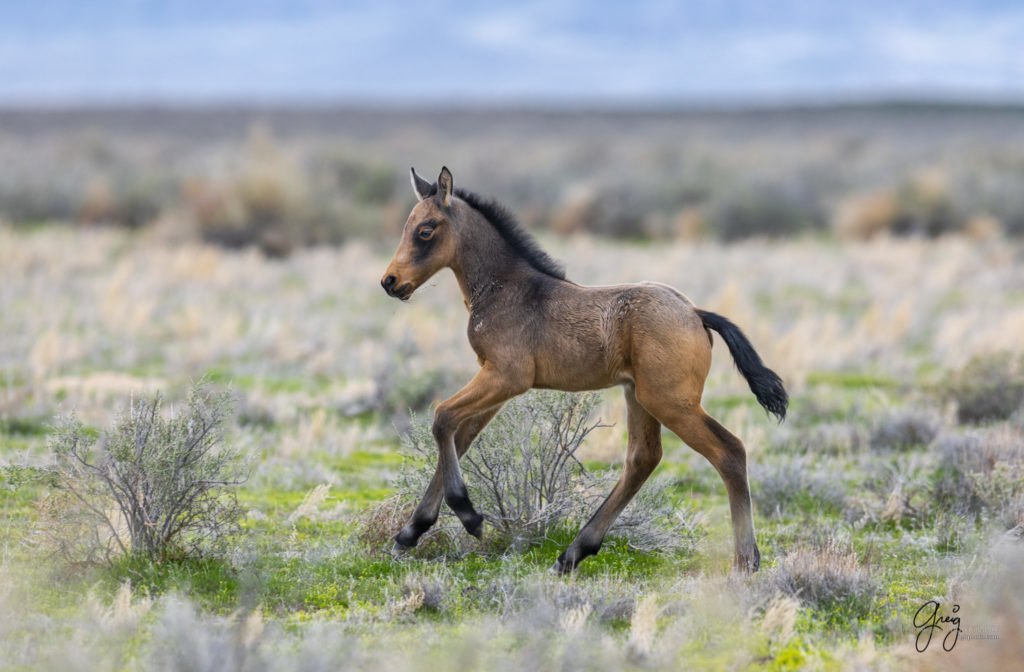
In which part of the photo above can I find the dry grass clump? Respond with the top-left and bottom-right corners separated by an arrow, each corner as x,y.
937,352 -> 1024,424
843,453 -> 933,527
832,190 -> 901,240
356,494 -> 460,557
770,537 -> 876,613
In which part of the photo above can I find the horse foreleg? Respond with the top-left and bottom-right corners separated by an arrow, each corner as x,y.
554,386 -> 662,573
419,365 -> 528,540
393,404 -> 503,552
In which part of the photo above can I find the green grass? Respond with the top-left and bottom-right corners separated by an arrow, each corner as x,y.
805,371 -> 901,390
202,365 -> 332,394
0,416 -> 52,437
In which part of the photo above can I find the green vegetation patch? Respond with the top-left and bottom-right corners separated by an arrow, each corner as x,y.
806,371 -> 901,390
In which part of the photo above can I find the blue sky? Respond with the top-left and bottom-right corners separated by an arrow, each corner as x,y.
1,0 -> 1022,103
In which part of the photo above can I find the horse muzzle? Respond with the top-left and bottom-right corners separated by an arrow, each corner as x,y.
380,274 -> 414,300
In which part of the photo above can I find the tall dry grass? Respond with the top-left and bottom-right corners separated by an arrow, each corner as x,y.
3,226 -> 1024,429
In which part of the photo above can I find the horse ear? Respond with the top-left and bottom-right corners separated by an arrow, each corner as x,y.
437,166 -> 453,207
410,167 -> 434,202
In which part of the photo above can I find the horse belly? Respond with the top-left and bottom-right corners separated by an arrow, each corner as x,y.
531,333 -> 625,391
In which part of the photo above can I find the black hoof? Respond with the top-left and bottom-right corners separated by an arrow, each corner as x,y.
552,551 -> 576,575
736,545 -> 761,573
390,541 -> 413,559
394,527 -> 421,549
463,512 -> 484,539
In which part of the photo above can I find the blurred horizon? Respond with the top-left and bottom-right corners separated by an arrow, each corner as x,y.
2,0 -> 1023,106
4,0 -> 1024,252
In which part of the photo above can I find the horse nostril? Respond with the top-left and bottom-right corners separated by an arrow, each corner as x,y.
382,274 -> 397,291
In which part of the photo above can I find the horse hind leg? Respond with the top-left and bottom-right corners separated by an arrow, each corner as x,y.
554,386 -> 662,574
639,390 -> 759,573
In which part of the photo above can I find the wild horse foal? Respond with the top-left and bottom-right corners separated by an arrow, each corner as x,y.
381,167 -> 787,573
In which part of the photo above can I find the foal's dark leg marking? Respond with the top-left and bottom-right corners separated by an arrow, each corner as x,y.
410,366 -> 525,541
394,405 -> 502,549
443,484 -> 484,539
555,387 -> 662,574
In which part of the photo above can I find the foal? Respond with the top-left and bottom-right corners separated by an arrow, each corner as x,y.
381,167 -> 787,573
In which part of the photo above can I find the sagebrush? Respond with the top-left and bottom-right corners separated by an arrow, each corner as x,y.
45,385 -> 248,563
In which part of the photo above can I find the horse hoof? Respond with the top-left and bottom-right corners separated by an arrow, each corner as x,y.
464,513 -> 485,539
734,555 -> 760,574
550,553 -> 574,576
390,541 -> 412,560
735,545 -> 761,574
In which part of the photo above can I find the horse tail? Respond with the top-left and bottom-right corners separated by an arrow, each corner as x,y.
697,309 -> 788,422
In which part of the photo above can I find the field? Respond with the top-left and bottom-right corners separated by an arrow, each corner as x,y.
2,107 -> 1024,670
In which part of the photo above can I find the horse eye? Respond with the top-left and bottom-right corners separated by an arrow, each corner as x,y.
417,226 -> 435,240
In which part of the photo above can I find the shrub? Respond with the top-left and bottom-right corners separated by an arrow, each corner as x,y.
932,432 -> 986,516
551,184 -> 649,238
797,422 -> 864,455
889,170 -> 958,237
707,180 -> 824,241
45,384 -> 247,564
969,461 -> 1024,530
831,190 -> 899,240
844,454 -> 931,527
750,457 -> 845,518
869,407 -> 942,451
938,353 -> 1024,424
931,427 -> 1024,529
770,537 -> 876,614
832,172 -> 960,240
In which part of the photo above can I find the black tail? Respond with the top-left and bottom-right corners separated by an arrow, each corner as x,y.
697,309 -> 788,422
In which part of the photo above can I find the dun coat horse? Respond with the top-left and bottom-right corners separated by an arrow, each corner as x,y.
381,167 -> 787,573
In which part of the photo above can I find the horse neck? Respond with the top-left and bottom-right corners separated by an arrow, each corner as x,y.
450,222 -> 531,311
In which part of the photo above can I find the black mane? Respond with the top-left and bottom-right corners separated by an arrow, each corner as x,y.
455,188 -> 566,280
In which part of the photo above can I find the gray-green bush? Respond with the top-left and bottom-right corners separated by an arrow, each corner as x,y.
770,537 -> 876,614
45,385 -> 248,563
939,353 -> 1024,424
931,427 -> 1024,529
